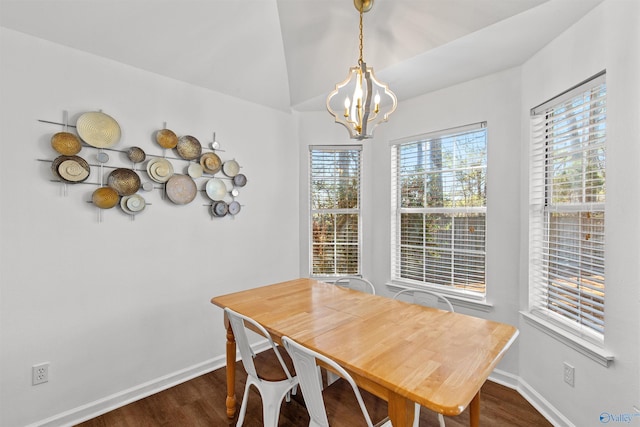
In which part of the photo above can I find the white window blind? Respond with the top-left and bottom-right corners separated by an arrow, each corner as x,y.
391,123 -> 487,295
310,146 -> 362,276
529,72 -> 606,339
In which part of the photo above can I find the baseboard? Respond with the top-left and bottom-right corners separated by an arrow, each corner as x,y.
28,340 -> 275,427
27,355 -> 228,427
489,369 -> 574,427
488,368 -> 520,389
29,347 -> 572,427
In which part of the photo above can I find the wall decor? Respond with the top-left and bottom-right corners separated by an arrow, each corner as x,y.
38,110 -> 247,222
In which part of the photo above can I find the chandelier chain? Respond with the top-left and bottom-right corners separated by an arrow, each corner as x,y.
358,6 -> 364,64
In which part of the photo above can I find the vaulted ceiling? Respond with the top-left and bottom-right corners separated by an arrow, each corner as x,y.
1,0 -> 603,112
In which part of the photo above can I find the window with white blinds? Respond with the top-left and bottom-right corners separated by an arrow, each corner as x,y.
529,72 -> 606,339
310,146 -> 362,276
391,123 -> 487,295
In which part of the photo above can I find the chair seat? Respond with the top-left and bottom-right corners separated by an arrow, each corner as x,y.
252,347 -> 297,382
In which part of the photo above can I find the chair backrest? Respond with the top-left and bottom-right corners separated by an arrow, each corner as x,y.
392,288 -> 454,312
334,276 -> 376,295
224,307 -> 294,381
281,336 -> 376,427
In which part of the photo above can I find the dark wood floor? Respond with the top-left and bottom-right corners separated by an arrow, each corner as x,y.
77,350 -> 552,426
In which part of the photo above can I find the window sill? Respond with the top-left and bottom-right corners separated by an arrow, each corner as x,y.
386,282 -> 493,312
520,311 -> 614,367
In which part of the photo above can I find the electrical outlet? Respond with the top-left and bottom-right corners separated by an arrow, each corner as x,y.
563,362 -> 574,387
32,363 -> 49,385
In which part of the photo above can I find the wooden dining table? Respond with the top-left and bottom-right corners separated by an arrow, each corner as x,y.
211,278 -> 518,427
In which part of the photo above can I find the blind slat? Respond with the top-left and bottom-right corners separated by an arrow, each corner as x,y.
310,147 -> 362,276
529,73 -> 606,338
392,124 -> 487,294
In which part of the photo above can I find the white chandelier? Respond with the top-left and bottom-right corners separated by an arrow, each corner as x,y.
326,0 -> 397,140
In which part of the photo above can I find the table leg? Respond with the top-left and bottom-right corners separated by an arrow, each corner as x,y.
224,316 -> 237,419
470,390 -> 481,427
388,392 -> 415,427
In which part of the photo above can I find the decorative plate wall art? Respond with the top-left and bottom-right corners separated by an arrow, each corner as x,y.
51,132 -> 82,155
165,174 -> 197,205
51,155 -> 90,183
76,111 -> 121,148
40,110 -> 247,221
108,168 -> 141,196
200,152 -> 221,174
155,129 -> 178,149
176,135 -> 202,160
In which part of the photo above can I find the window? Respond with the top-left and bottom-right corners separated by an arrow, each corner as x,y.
529,72 -> 606,340
309,146 -> 362,276
391,123 -> 487,296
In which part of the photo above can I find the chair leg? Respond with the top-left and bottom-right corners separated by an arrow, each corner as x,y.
411,403 -> 445,427
285,383 -> 298,402
326,369 -> 340,387
262,398 -> 283,427
236,380 -> 253,427
261,382 -> 298,427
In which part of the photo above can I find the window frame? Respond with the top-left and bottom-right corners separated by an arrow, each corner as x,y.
390,122 -> 488,299
528,71 -> 607,344
309,145 -> 363,278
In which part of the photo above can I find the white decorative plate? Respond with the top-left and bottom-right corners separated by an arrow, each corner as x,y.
205,178 -> 227,201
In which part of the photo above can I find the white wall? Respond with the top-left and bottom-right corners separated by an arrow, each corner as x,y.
0,28 -> 300,427
518,2 -> 640,426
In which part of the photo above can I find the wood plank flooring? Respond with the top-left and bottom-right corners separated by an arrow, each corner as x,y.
76,350 -> 552,426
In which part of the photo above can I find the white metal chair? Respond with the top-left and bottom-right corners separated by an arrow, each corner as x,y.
327,276 -> 376,387
224,308 -> 299,427
282,336 -> 392,427
392,288 -> 454,313
392,288 -> 453,427
334,276 -> 376,294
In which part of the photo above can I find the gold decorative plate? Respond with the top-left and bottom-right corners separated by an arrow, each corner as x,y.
155,129 -> 178,149
176,135 -> 202,160
200,152 -> 222,174
127,146 -> 146,163
51,132 -> 82,155
107,168 -> 141,196
92,187 -> 119,209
